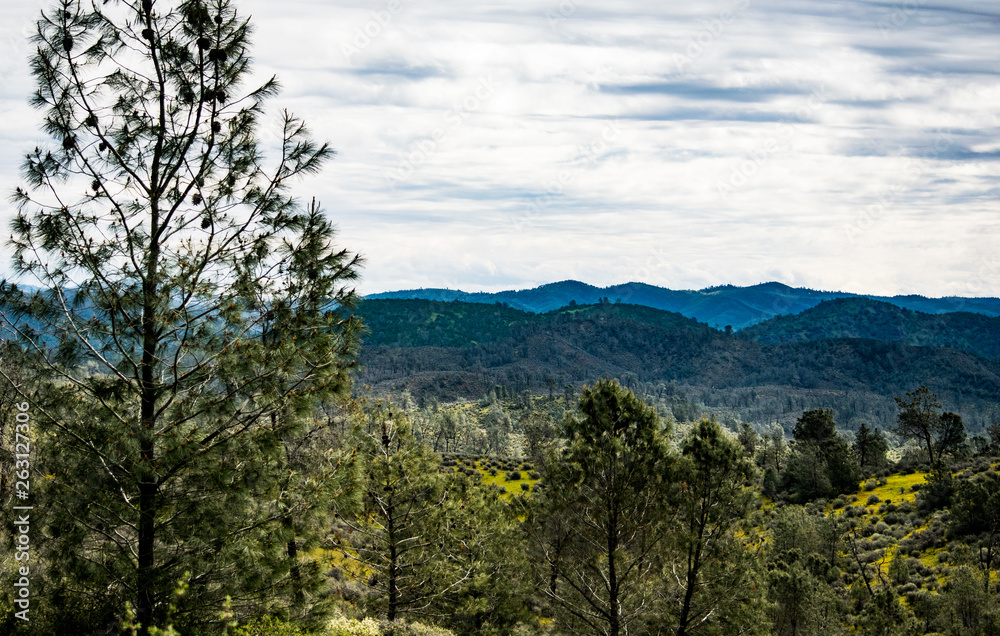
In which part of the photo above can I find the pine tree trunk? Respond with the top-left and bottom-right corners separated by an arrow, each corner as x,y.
676,543 -> 701,636
137,378 -> 157,635
286,516 -> 303,605
608,509 -> 620,636
137,205 -> 160,636
388,499 -> 398,622
137,474 -> 156,636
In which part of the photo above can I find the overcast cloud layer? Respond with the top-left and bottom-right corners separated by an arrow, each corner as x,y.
1,0 -> 998,297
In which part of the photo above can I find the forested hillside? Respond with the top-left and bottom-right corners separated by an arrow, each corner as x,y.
744,297 -> 1000,359
357,298 -> 1000,433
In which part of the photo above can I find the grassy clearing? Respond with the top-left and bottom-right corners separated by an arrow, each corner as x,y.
862,472 -> 927,505
444,456 -> 541,498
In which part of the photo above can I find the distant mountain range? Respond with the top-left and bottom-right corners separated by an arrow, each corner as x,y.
367,281 -> 1000,330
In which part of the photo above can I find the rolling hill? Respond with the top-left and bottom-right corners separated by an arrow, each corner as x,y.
367,280 -> 1000,330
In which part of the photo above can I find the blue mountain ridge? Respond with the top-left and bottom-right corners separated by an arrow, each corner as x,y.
365,280 -> 1000,331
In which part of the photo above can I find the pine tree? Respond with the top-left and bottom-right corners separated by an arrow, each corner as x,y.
527,379 -> 672,636
435,472 -> 534,635
852,422 -> 889,477
668,418 -> 767,636
0,0 -> 361,631
786,409 -> 860,501
341,403 -> 462,623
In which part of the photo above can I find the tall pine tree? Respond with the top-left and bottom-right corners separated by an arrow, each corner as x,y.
527,379 -> 672,636
0,0 -> 361,632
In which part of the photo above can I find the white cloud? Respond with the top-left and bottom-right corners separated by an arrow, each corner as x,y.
0,0 -> 997,297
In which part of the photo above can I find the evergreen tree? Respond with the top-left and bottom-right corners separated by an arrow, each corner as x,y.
786,409 -> 860,501
941,566 -> 1000,634
342,404 -> 468,624
737,421 -> 760,459
951,470 -> 1000,592
988,422 -> 1000,456
856,588 -> 918,636
665,418 -> 768,636
0,0 -> 360,631
434,475 -> 534,636
852,422 -> 889,477
527,379 -> 672,636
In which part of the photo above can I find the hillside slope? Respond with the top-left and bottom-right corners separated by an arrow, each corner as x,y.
743,297 -> 1000,359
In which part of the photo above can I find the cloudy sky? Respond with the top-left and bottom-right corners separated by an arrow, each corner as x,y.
1,0 -> 998,297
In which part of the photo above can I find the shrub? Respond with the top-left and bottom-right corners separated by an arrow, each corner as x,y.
521,483 -> 530,492
379,620 -> 457,635
234,616 -> 308,636
843,505 -> 865,518
864,479 -> 877,491
327,616 -> 383,636
489,468 -> 497,476
506,471 -> 522,481
832,497 -> 847,509
528,471 -> 541,480
867,494 -> 880,505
